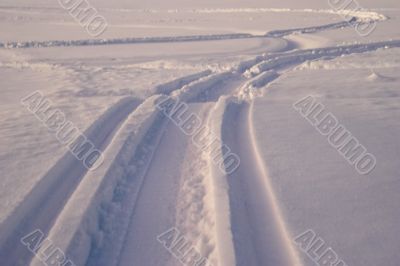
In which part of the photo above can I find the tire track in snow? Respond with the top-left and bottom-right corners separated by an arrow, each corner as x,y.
174,104 -> 220,266
219,100 -> 302,265
243,39 -> 400,79
32,96 -> 171,266
0,97 -> 142,266
3,35 -> 399,266
0,69 -> 215,266
266,20 -> 355,38
95,39 -> 400,266
0,12 -> 387,50
85,74 -> 234,266
114,107 -> 194,266
0,34 -> 264,49
202,39 -> 400,265
78,70 -> 243,266
76,72 -> 218,266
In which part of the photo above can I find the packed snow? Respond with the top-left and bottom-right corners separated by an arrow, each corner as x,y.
0,0 -> 399,265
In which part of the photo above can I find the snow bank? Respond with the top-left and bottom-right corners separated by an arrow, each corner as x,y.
153,70 -> 212,95
206,96 -> 237,266
30,95 -> 164,266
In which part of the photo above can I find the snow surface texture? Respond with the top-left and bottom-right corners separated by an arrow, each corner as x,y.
0,0 -> 399,266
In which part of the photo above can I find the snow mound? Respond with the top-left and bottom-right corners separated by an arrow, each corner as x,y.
366,70 -> 396,82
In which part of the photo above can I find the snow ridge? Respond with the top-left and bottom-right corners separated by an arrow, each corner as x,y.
0,97 -> 142,266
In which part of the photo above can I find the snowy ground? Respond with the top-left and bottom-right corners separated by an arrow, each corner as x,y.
0,0 -> 399,265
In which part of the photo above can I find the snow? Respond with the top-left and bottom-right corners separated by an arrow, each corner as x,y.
252,47 -> 400,265
0,0 -> 399,265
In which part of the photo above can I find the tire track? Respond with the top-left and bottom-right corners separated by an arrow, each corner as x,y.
85,74 -> 233,266
220,101 -> 302,265
0,12 -> 387,50
0,97 -> 142,266
0,69 -> 215,266
107,39 -> 400,266
4,36 -> 400,265
111,39 -> 400,266
203,39 -> 400,265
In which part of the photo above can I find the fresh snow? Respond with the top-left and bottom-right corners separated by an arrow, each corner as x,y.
0,0 -> 399,266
